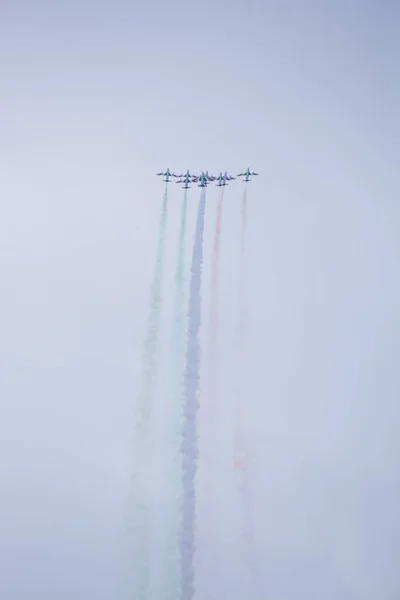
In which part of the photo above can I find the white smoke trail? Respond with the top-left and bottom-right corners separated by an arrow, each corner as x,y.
180,189 -> 206,600
195,186 -> 225,598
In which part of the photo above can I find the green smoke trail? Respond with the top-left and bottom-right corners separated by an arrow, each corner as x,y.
127,185 -> 169,600
173,189 -> 188,367
151,189 -> 188,600
167,188 -> 188,599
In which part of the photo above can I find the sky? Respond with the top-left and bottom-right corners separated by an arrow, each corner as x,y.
1,1 -> 400,598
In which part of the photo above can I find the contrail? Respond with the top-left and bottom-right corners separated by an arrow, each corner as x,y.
180,189 -> 206,600
154,189 -> 188,600
208,186 -> 224,396
127,185 -> 169,600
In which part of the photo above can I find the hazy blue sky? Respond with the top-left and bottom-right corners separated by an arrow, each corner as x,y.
1,1 -> 399,599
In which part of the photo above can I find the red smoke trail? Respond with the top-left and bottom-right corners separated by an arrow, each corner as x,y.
234,188 -> 247,462
208,186 -> 224,397
241,186 -> 247,255
233,186 -> 258,597
234,187 -> 248,474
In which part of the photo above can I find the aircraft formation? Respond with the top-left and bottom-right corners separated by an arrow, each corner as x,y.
156,168 -> 259,188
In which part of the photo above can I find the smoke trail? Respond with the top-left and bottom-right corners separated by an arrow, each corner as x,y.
233,186 -> 259,597
127,185 -> 169,600
234,189 -> 248,449
173,189 -> 189,378
239,187 -> 247,342
153,189 -> 188,600
241,186 -> 247,255
235,187 -> 248,474
234,187 -> 248,474
167,189 -> 188,599
180,189 -> 206,600
208,186 -> 224,396
193,186 -> 225,597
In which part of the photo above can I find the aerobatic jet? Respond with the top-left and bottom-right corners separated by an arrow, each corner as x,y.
193,171 -> 211,187
237,167 -> 259,182
156,168 -> 178,183
204,171 -> 216,181
175,170 -> 194,189
176,169 -> 196,179
215,171 -> 235,186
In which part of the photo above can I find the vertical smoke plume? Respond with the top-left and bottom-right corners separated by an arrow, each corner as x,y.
234,188 -> 247,470
155,189 -> 188,600
196,186 -> 224,596
235,186 -> 247,439
208,186 -> 224,396
173,189 -> 189,386
127,185 -> 169,600
237,187 -> 247,356
234,186 -> 258,596
241,186 -> 247,255
180,189 -> 206,600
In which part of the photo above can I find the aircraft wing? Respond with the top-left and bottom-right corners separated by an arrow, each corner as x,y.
157,172 -> 164,176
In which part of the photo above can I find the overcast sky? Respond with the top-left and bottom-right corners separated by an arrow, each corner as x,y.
1,1 -> 400,599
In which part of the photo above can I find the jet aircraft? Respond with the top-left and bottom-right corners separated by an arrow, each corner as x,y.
215,171 -> 235,186
156,168 -> 178,182
175,170 -> 194,189
176,169 -> 196,179
193,171 -> 211,187
237,167 -> 259,182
